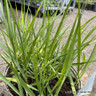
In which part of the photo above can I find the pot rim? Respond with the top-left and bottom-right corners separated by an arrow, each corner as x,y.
4,66 -> 13,96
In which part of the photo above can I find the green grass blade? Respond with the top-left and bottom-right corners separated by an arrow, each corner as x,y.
80,45 -> 96,78
69,74 -> 77,96
82,26 -> 96,44
48,0 -> 72,59
0,73 -> 20,95
81,16 -> 96,28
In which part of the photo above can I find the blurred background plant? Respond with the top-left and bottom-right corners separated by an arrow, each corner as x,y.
27,0 -> 61,7
76,0 -> 94,5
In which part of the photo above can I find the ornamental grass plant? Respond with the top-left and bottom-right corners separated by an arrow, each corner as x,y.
0,0 -> 96,96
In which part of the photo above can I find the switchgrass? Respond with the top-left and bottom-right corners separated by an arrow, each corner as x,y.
0,0 -> 96,96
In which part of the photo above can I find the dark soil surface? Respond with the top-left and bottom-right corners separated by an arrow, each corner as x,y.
49,78 -> 79,96
5,68 -> 79,96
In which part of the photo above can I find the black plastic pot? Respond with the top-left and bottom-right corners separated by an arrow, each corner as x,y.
94,2 -> 96,12
9,0 -> 43,13
4,66 -> 81,96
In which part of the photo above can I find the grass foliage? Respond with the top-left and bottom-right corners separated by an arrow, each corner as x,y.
0,0 -> 96,96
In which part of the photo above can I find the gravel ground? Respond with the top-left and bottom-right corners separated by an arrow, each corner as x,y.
0,7 -> 96,96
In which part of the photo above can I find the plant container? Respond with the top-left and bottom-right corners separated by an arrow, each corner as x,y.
4,66 -> 81,96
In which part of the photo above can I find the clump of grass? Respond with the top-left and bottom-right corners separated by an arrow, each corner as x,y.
0,0 -> 96,96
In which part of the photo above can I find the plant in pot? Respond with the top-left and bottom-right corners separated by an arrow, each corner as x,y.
0,0 -> 96,96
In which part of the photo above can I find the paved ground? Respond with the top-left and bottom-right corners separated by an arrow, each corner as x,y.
0,7 -> 96,96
